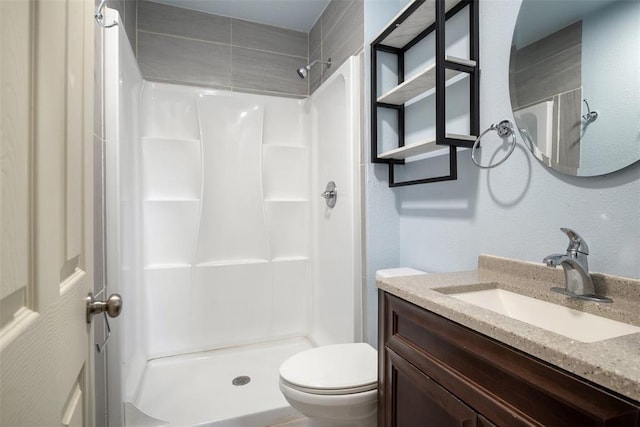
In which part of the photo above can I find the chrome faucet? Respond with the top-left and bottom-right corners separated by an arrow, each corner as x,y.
543,228 -> 612,303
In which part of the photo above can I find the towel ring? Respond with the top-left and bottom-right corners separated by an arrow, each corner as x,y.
95,0 -> 118,28
471,120 -> 516,169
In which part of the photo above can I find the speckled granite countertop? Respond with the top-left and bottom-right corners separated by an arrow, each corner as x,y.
376,255 -> 640,402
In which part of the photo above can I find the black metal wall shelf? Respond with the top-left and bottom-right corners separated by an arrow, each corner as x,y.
370,0 -> 479,187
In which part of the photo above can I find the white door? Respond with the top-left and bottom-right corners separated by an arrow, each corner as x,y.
0,0 -> 95,425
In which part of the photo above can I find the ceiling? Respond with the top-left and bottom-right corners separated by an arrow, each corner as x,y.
147,0 -> 331,32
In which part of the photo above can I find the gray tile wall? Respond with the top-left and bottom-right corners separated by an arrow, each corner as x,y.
107,0 -> 137,53
554,88 -> 581,174
510,21 -> 582,172
136,1 -> 309,97
309,0 -> 364,94
510,21 -> 581,109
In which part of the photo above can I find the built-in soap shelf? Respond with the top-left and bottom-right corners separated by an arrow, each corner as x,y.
144,257 -> 310,269
142,136 -> 201,144
264,199 -> 309,203
272,256 -> 309,262
263,144 -> 309,149
195,259 -> 270,267
378,133 -> 476,160
143,198 -> 200,202
144,263 -> 192,270
377,56 -> 476,105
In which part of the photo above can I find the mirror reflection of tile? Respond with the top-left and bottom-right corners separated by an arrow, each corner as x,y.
511,21 -> 581,175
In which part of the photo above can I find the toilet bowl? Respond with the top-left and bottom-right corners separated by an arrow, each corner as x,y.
280,268 -> 426,426
279,343 -> 377,427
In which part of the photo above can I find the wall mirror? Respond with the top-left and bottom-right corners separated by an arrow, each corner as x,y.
509,0 -> 640,177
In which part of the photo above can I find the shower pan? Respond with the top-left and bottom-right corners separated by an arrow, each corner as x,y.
103,8 -> 362,426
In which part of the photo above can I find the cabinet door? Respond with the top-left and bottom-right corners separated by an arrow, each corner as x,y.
477,415 -> 497,427
380,291 -> 640,427
383,348 -> 477,427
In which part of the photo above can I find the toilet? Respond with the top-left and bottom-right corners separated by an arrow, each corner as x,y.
375,267 -> 427,280
279,268 -> 426,427
279,343 -> 377,427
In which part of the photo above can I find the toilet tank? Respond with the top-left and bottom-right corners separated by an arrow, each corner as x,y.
375,268 -> 427,280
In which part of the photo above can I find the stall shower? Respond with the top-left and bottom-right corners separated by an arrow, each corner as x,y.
103,9 -> 362,426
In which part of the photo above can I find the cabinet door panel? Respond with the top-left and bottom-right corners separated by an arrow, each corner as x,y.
477,415 -> 497,427
379,291 -> 640,427
388,349 -> 477,427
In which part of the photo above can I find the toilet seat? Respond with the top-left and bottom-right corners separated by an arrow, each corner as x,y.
279,343 -> 377,396
281,378 -> 376,395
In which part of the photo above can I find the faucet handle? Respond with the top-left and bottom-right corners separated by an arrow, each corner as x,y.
560,228 -> 589,255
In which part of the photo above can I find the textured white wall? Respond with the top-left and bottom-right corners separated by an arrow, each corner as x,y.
364,0 -> 640,346
364,0 -> 406,346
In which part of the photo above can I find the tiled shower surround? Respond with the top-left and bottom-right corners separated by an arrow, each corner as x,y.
106,0 -> 364,97
309,0 -> 364,93
136,0 -> 309,97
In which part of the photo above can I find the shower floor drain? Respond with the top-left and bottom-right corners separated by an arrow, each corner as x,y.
232,376 -> 251,386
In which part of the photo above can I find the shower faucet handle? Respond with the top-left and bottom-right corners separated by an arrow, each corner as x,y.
321,181 -> 337,208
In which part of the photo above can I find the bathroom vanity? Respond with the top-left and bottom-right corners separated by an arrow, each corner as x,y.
377,256 -> 640,426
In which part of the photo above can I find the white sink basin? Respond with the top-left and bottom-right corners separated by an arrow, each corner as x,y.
449,288 -> 640,343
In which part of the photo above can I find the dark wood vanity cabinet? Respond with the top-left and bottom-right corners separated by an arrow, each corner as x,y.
378,291 -> 640,427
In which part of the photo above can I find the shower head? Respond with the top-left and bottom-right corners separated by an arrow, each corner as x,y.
296,58 -> 331,79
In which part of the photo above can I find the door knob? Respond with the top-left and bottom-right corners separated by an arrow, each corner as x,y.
86,292 -> 122,323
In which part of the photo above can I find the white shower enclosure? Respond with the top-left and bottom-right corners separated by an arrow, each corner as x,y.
104,9 -> 362,426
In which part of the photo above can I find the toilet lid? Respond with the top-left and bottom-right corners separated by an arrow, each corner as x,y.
279,343 -> 377,392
